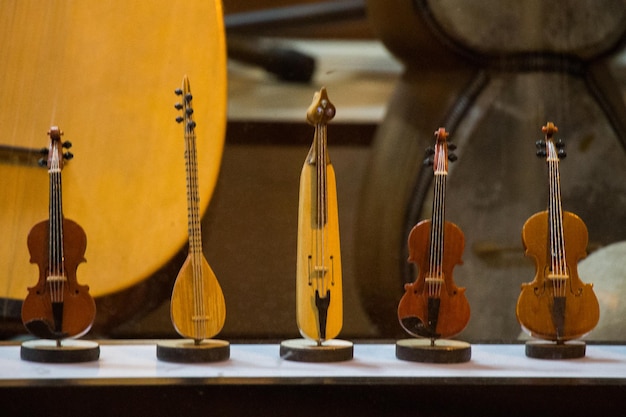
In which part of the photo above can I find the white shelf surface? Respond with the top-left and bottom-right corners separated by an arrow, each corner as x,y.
1,342 -> 626,386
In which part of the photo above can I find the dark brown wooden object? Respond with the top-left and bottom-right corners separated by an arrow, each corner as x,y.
21,127 -> 95,342
397,128 -> 470,341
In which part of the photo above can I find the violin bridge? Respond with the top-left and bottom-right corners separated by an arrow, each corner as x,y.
547,274 -> 569,282
425,276 -> 444,285
46,275 -> 67,283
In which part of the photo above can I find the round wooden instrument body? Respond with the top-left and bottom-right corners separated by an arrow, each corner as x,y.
22,218 -> 96,339
516,210 -> 599,341
398,220 -> 470,339
170,254 -> 226,341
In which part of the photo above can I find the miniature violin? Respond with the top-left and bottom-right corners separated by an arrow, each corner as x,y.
296,87 -> 343,344
516,122 -> 599,341
169,75 -> 226,342
21,127 -> 96,341
397,128 -> 470,340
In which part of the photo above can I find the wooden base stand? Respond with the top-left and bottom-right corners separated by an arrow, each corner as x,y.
156,339 -> 230,363
525,340 -> 586,359
21,339 -> 100,363
396,338 -> 471,363
280,338 -> 353,362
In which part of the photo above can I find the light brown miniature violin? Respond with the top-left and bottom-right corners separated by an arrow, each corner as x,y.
21,127 -> 96,342
397,128 -> 470,341
169,75 -> 226,342
516,122 -> 599,341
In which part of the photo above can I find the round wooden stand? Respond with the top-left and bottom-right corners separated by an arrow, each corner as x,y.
396,339 -> 471,363
156,339 -> 230,363
525,340 -> 586,359
280,338 -> 353,362
21,339 -> 100,363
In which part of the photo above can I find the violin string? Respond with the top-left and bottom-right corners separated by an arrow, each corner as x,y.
317,123 -> 327,297
554,142 -> 567,296
548,141 -> 559,296
548,140 -> 566,297
429,143 -> 446,298
49,143 -> 63,305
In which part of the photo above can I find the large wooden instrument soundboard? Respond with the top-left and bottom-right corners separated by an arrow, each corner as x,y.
0,1 -> 226,303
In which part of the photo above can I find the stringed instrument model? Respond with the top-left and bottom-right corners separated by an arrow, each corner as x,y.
21,127 -> 96,342
296,87 -> 343,345
397,128 -> 470,341
516,122 -> 599,342
169,75 -> 226,343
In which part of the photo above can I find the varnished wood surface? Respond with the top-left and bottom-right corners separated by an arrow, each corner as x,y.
170,255 -> 226,340
296,159 -> 343,341
0,1 -> 227,300
517,210 -> 600,340
296,89 -> 343,342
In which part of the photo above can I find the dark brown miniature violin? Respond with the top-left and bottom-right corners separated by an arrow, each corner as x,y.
21,127 -> 96,342
516,122 -> 599,341
398,128 -> 470,340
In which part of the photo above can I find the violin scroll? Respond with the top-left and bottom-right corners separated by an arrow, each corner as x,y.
424,128 -> 457,166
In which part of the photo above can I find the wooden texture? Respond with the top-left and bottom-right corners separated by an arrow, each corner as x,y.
169,75 -> 226,341
398,221 -> 469,339
296,89 -> 343,342
170,255 -> 226,340
517,210 -> 600,340
0,1 -> 227,300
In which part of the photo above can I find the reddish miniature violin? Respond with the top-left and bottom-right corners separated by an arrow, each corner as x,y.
21,127 -> 96,342
398,128 -> 470,340
516,122 -> 599,341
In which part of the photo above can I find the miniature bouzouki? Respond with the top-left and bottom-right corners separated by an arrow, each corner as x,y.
169,75 -> 226,343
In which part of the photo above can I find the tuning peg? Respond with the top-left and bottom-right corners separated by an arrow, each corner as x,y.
39,147 -> 49,155
187,121 -> 196,130
62,141 -> 72,149
535,139 -> 546,148
186,108 -> 194,116
536,149 -> 547,158
558,149 -> 567,159
175,116 -> 184,123
63,152 -> 74,160
37,158 -> 47,167
174,103 -> 183,110
174,88 -> 183,96
185,93 -> 193,102
422,147 -> 435,166
448,153 -> 458,162
447,143 -> 457,151
555,139 -> 565,148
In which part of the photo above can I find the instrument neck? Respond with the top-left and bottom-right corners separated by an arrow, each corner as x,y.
429,170 -> 447,277
312,123 -> 328,229
547,141 -> 567,274
185,130 -> 203,258
48,159 -> 65,277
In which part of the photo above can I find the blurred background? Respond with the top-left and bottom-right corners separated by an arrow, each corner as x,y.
2,0 -> 626,344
